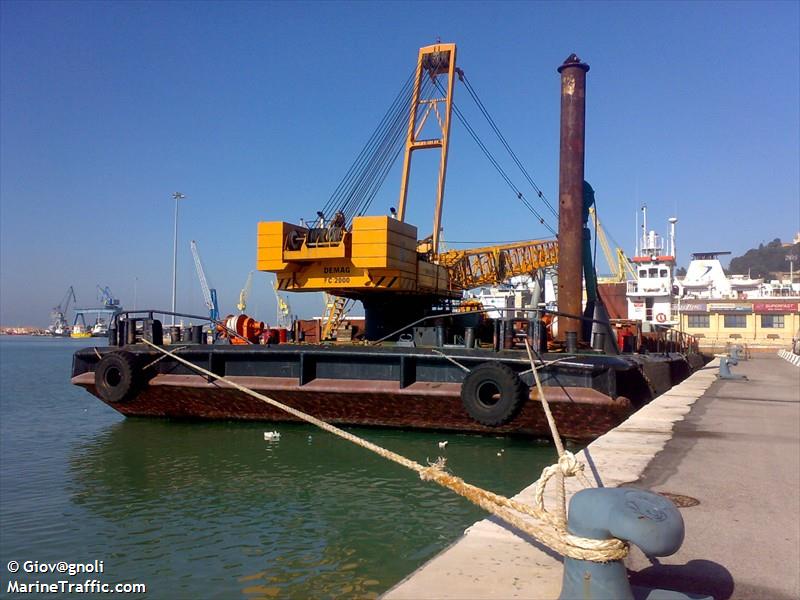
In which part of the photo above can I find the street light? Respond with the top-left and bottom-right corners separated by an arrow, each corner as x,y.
171,192 -> 186,325
787,254 -> 798,285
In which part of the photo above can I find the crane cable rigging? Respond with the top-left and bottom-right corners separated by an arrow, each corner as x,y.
456,71 -> 558,220
432,77 -> 557,237
316,55 -> 558,238
318,55 -> 447,224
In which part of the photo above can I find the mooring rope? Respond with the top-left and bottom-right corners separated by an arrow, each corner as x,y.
140,339 -> 627,562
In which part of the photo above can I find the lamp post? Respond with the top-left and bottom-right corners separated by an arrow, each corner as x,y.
787,254 -> 798,286
171,192 -> 186,325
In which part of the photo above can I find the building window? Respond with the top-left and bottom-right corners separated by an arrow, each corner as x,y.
687,315 -> 710,328
723,314 -> 747,328
761,314 -> 785,328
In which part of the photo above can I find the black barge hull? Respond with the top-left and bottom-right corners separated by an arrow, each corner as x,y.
71,344 -> 704,442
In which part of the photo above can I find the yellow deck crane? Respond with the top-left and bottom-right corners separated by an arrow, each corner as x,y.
272,279 -> 292,328
257,43 -> 558,339
237,271 -> 253,314
588,206 -> 637,284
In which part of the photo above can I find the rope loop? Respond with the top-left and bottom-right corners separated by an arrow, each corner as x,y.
557,450 -> 584,477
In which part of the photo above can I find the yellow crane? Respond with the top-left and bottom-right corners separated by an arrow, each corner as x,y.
237,271 -> 253,314
272,279 -> 292,328
256,43 -> 558,336
588,206 -> 637,283
438,240 -> 558,290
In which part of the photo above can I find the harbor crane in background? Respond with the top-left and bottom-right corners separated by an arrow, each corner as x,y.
588,206 -> 637,284
96,285 -> 121,309
190,240 -> 219,322
257,43 -> 560,339
237,271 -> 253,315
71,285 -> 123,336
50,286 -> 76,334
272,280 -> 292,329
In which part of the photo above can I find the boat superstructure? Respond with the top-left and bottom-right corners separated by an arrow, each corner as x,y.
678,251 -> 800,300
626,208 -> 678,327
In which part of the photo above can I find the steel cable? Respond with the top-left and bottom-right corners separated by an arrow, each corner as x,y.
433,80 -> 557,236
460,73 -> 558,219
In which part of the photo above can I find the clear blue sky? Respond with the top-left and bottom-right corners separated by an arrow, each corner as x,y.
1,1 -> 798,326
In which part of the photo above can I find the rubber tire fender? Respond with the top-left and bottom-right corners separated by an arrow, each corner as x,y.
94,351 -> 140,403
460,361 -> 528,426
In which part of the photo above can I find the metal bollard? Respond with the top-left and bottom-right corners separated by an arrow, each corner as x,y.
142,319 -> 164,345
719,357 -> 748,380
560,488 -> 709,600
565,331 -> 578,354
435,323 -> 446,348
126,319 -> 138,345
464,326 -> 475,349
591,331 -> 605,351
116,321 -> 127,346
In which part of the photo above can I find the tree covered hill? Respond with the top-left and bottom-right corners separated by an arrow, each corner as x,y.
728,238 -> 800,279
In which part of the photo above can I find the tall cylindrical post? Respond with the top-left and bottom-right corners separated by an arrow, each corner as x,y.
556,54 -> 589,342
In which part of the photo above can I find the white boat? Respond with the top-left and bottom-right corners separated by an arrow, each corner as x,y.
626,209 -> 678,328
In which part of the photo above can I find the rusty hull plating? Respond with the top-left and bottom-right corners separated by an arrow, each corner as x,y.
557,54 -> 590,342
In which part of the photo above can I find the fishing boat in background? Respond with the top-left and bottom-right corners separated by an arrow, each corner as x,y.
70,324 -> 92,339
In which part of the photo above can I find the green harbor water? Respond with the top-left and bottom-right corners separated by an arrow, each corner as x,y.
0,336 -> 558,598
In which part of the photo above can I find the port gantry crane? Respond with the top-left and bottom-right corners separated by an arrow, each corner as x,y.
257,43 -> 559,339
96,285 -> 121,309
50,286 -> 76,333
190,240 -> 220,322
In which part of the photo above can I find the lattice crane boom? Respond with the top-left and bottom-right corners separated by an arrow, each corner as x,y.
438,239 -> 558,290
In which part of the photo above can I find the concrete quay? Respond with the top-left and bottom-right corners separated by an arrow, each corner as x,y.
384,354 -> 799,600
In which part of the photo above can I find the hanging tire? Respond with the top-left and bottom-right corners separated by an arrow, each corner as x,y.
461,362 -> 528,426
94,351 -> 140,403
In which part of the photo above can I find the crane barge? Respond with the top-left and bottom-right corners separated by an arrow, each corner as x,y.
70,45 -> 705,441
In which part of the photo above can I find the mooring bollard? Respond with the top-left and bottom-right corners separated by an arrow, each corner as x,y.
559,487 -> 711,600
718,356 -> 747,380
729,345 -> 744,361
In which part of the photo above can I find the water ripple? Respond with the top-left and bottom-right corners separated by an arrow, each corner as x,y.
0,337 -> 557,598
